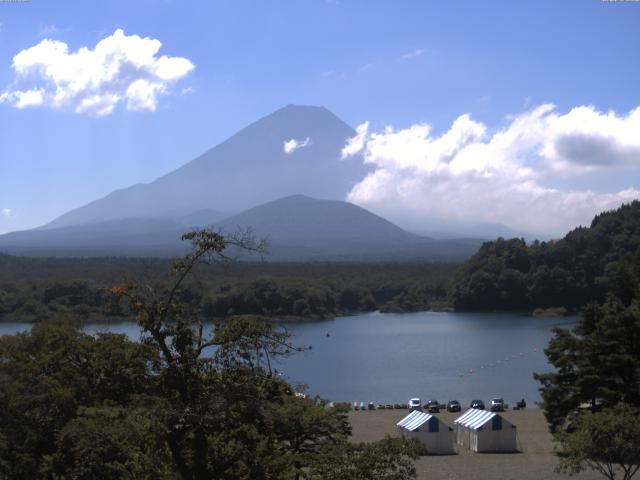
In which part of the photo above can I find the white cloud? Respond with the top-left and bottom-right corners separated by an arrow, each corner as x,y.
39,24 -> 60,36
342,104 -> 640,236
3,89 -> 45,108
400,48 -> 425,60
1,208 -> 12,218
125,79 -> 163,112
0,28 -> 194,116
283,137 -> 312,154
341,122 -> 369,159
541,105 -> 640,172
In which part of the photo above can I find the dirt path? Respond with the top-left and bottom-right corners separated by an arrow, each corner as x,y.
349,409 -> 601,480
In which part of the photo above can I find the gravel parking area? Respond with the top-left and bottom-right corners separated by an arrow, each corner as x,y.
349,408 -> 601,480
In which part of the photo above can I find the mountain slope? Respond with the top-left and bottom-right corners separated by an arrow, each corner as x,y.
217,195 -> 420,243
44,105 -> 367,229
215,195 -> 480,261
0,195 -> 481,260
0,218 -> 205,257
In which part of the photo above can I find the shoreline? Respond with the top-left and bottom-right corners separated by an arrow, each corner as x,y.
0,305 -> 581,325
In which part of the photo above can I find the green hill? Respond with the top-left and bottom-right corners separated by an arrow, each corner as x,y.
450,201 -> 640,312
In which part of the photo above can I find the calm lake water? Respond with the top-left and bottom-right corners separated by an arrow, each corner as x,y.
0,311 -> 575,407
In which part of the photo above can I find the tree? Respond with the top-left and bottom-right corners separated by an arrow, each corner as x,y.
42,406 -> 176,480
107,229 -> 420,479
555,404 -> 640,480
107,231 -> 303,478
536,247 -> 640,479
307,437 -> 422,480
0,316 -> 158,479
535,296 -> 640,431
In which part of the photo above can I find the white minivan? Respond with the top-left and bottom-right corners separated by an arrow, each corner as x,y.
409,398 -> 421,411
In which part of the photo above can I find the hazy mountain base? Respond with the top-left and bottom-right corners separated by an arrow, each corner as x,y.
0,195 -> 483,261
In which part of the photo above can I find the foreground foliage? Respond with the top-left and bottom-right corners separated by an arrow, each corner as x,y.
555,405 -> 640,480
0,230 -> 420,479
535,251 -> 640,431
536,244 -> 640,479
308,437 -> 421,479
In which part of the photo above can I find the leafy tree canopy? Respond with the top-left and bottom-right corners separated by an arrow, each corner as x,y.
555,404 -> 640,480
536,240 -> 640,479
535,248 -> 640,432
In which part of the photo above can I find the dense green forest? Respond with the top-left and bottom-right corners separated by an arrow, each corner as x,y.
450,201 -> 640,312
0,256 -> 455,322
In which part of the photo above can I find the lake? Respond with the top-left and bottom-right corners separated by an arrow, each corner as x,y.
0,311 -> 575,407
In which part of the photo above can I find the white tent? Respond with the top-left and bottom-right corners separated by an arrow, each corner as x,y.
454,409 -> 517,453
396,410 -> 455,455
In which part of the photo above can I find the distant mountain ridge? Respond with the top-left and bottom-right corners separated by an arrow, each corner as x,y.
44,104 -> 368,229
0,195 -> 482,261
215,195 -> 429,261
0,104 -> 486,261
217,195 -> 420,242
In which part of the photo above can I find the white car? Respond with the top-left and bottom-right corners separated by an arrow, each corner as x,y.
491,397 -> 505,412
409,398 -> 421,411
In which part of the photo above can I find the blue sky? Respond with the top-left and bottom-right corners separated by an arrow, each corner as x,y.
0,0 -> 639,235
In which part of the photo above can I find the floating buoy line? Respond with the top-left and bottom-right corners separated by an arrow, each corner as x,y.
457,345 -> 543,378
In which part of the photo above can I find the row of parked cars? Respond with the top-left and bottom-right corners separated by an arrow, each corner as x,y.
409,397 -> 506,413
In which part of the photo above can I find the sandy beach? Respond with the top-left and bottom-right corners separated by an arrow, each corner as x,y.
349,408 -> 601,480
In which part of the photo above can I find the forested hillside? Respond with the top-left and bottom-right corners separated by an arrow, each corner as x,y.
0,257 -> 454,322
450,201 -> 640,312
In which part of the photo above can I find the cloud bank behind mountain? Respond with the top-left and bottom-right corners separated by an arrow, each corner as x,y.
342,104 -> 640,236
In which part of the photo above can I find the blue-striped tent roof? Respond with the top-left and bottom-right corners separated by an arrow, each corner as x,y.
454,409 -> 500,430
397,410 -> 434,431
